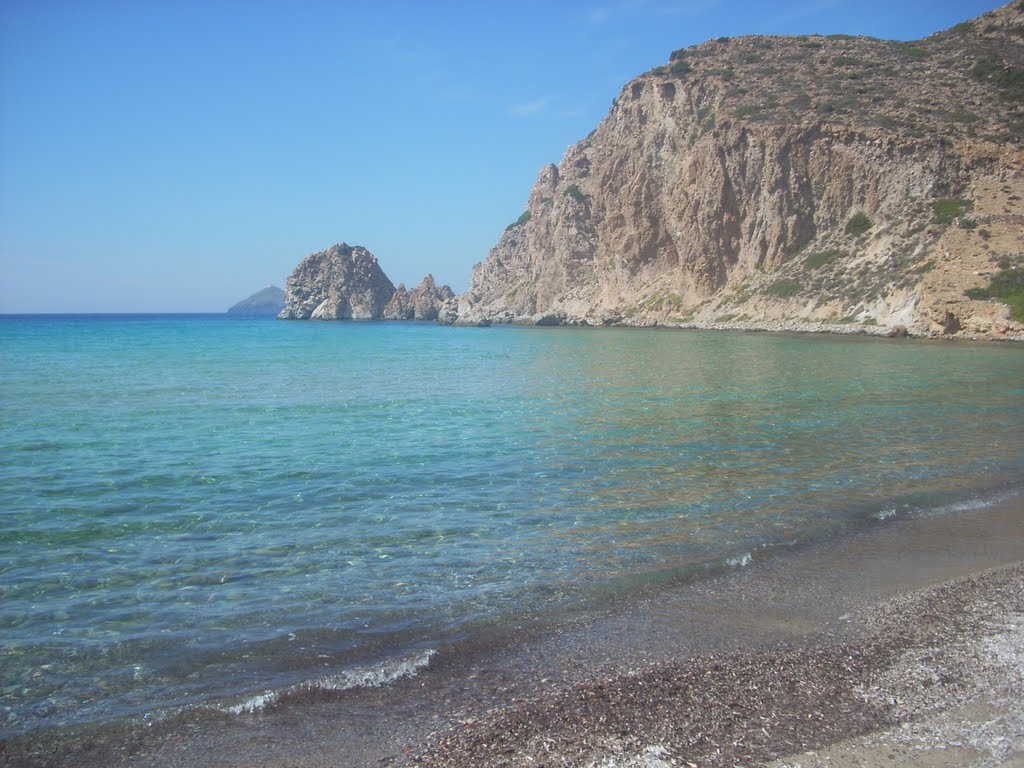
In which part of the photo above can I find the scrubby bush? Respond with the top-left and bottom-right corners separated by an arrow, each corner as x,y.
670,59 -> 692,77
931,198 -> 973,225
563,185 -> 587,203
505,211 -> 531,231
765,278 -> 802,298
705,67 -> 735,80
845,212 -> 873,235
804,249 -> 841,270
897,44 -> 931,59
965,267 -> 1024,321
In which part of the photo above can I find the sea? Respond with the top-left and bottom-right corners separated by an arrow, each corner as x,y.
2,314 -> 1023,750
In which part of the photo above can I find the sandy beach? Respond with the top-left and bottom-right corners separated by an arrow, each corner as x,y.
407,496 -> 1024,767
4,497 -> 1023,768
413,562 -> 1024,767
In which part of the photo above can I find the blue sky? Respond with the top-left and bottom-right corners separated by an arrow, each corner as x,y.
0,0 -> 1003,312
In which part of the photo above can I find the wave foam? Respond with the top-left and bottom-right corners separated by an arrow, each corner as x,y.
221,648 -> 437,715
727,552 -> 752,567
910,488 -> 1021,519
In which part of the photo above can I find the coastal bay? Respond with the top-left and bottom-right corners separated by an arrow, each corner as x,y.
2,316 -> 1022,766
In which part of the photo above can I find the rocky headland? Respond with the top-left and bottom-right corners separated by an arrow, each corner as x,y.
227,285 -> 286,316
440,1 -> 1024,340
278,243 -> 453,321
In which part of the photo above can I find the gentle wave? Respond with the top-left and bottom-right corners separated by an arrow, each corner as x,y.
869,487 -> 1023,523
220,649 -> 438,715
922,488 -> 1021,517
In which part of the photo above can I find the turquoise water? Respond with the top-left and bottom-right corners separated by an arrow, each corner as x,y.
1,315 -> 1023,735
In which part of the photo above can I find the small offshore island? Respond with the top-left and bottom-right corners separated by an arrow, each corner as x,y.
272,1 -> 1023,341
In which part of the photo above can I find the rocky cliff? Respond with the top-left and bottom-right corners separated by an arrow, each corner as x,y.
442,1 -> 1024,339
279,243 -> 454,321
227,285 -> 285,316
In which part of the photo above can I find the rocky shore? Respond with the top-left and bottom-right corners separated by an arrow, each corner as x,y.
435,306 -> 1024,341
411,563 -> 1024,767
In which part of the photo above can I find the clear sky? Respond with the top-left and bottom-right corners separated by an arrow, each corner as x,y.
0,0 -> 1005,312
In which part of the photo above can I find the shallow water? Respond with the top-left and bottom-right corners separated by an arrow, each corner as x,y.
1,315 -> 1022,737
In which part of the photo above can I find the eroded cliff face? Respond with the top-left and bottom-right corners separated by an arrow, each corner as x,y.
279,243 -> 395,320
444,2 -> 1024,339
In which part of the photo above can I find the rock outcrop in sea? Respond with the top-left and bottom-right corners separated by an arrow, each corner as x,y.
279,243 -> 395,320
227,286 -> 285,316
440,2 -> 1024,340
279,243 -> 454,321
383,275 -> 455,321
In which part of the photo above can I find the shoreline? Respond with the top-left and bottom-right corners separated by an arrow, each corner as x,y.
471,316 -> 1024,343
414,561 -> 1024,767
4,494 -> 1023,767
408,495 -> 1024,767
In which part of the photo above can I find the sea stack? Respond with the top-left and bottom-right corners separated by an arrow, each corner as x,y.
279,243 -> 396,320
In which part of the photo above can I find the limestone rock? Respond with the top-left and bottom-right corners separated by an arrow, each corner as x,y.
279,243 -> 396,320
441,2 -> 1024,340
383,274 -> 456,321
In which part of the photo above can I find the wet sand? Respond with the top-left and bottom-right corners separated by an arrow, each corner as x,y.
4,496 -> 1023,767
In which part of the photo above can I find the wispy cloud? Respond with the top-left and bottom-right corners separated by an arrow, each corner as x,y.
509,99 -> 550,117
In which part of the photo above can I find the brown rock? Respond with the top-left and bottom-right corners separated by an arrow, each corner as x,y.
943,311 -> 962,335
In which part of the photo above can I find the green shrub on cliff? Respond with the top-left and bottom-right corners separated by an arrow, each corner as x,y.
505,211 -> 531,231
564,185 -> 587,203
705,67 -> 735,80
765,278 -> 802,298
804,249 -> 842,270
932,198 -> 973,225
845,212 -> 873,235
670,59 -> 692,77
965,267 -> 1024,321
